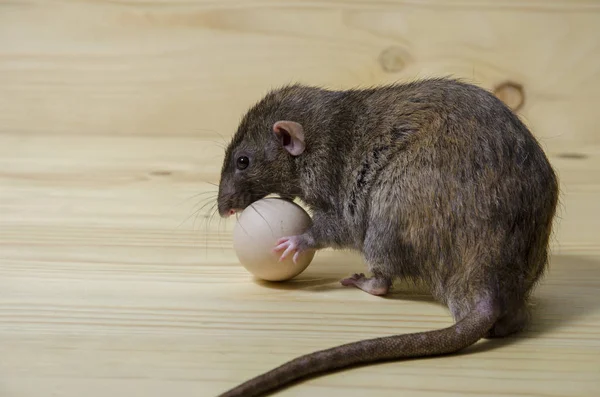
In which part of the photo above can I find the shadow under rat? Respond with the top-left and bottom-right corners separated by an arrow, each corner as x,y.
254,252 -> 600,353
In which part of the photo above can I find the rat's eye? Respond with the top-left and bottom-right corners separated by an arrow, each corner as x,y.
236,156 -> 249,170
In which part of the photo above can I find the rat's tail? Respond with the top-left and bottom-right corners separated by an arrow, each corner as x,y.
217,300 -> 501,397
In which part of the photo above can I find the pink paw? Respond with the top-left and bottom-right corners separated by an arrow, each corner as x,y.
273,235 -> 307,264
340,273 -> 391,296
340,273 -> 367,287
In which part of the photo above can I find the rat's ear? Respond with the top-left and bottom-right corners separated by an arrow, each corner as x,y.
273,120 -> 305,156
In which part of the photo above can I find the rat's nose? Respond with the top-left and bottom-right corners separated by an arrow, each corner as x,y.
218,204 -> 239,218
217,201 -> 229,218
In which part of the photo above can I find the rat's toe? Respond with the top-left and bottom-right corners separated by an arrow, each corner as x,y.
340,274 -> 391,296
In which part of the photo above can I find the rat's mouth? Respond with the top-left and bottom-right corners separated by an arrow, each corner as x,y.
219,190 -> 270,218
223,208 -> 243,218
217,195 -> 245,218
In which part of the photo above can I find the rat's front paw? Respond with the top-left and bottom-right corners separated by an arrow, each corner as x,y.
273,235 -> 312,264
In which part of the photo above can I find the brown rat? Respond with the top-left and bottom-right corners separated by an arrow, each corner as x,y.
216,77 -> 559,397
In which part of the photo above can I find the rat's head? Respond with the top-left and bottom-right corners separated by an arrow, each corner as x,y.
217,98 -> 307,217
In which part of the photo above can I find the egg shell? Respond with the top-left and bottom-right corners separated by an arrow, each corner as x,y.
233,198 -> 315,281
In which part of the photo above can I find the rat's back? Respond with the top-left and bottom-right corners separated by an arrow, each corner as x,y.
345,78 -> 559,318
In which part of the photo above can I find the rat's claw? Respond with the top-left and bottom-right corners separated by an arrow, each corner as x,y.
273,238 -> 290,252
280,243 -> 296,262
273,236 -> 303,263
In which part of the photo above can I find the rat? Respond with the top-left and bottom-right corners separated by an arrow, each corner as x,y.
215,77 -> 559,397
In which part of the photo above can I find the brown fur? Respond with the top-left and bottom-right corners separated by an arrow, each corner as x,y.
216,78 -> 559,396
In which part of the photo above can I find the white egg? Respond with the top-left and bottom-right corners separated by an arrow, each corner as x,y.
232,198 -> 315,281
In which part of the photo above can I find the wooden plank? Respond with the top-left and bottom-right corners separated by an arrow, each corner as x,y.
1,131 -> 599,396
1,133 -> 598,247
1,1 -> 599,148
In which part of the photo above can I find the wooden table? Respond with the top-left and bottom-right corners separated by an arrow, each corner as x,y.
1,1 -> 599,396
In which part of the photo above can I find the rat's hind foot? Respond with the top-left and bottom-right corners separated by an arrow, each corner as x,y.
340,273 -> 391,296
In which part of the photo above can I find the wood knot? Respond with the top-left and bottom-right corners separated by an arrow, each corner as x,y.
378,46 -> 410,73
149,170 -> 172,176
557,152 -> 588,160
493,81 -> 525,112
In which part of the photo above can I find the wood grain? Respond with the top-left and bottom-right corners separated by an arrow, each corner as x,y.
1,1 -> 599,396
